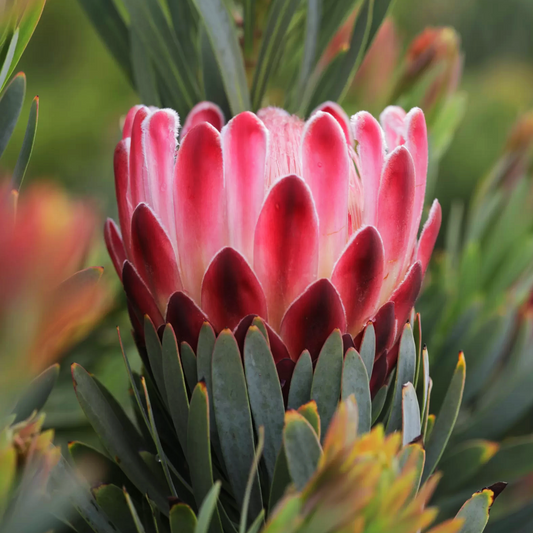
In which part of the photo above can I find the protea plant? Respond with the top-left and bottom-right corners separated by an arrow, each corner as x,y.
105,102 -> 441,396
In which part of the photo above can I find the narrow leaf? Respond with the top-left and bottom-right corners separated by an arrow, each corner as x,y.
71,364 -> 169,513
423,353 -> 466,482
211,331 -> 262,518
287,350 -> 313,410
78,0 -> 133,81
0,73 -> 25,159
283,411 -> 322,491
11,95 -> 38,192
162,325 -> 190,456
402,382 -> 421,446
244,326 -> 285,482
190,0 -> 250,114
311,330 -> 343,440
386,324 -> 417,433
195,482 -> 222,533
188,382 -> 223,533
341,347 -> 371,434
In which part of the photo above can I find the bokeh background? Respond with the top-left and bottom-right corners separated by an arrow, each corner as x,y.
5,0 -> 533,219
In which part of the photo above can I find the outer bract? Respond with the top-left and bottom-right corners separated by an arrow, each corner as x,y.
107,102 -> 441,389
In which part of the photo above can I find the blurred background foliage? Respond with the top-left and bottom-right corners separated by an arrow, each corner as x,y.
4,0 -> 533,220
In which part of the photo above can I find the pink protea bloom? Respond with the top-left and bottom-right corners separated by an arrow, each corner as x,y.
106,101 -> 441,388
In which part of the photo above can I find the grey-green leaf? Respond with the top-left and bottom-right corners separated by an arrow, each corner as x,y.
190,0 -> 250,114
402,382 -> 421,446
283,411 -> 322,491
0,73 -> 25,160
311,330 -> 343,440
211,331 -> 262,519
341,348 -> 371,434
162,325 -> 190,456
11,94 -> 38,192
288,350 -> 313,410
188,382 -> 223,533
386,323 -> 417,433
422,353 -> 466,482
72,364 -> 169,513
244,326 -> 285,482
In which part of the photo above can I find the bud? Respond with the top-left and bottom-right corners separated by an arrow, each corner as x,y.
397,27 -> 463,112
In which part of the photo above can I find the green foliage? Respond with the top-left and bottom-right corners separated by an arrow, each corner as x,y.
79,0 -> 395,117
66,316 -> 484,532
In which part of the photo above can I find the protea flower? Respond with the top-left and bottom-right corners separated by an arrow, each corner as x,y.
106,101 -> 441,389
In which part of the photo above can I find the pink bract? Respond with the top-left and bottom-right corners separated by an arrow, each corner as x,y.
106,100 -> 441,366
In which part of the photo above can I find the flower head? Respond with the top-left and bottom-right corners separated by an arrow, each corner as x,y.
107,101 -> 441,374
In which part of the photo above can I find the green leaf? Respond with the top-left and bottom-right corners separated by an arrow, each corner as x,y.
123,0 -> 200,115
422,353 -> 466,482
78,0 -> 133,82
296,0 -> 321,98
310,330 -> 343,440
131,25 -> 161,106
283,411 -> 322,491
416,345 -> 430,426
297,401 -> 321,439
199,25 -> 231,118
269,446 -> 291,514
10,94 -> 38,192
124,489 -> 146,533
72,364 -> 169,513
170,503 -> 197,533
144,317 -> 166,402
3,0 -> 46,86
386,324 -> 417,433
466,435 -> 533,489
287,350 -> 313,410
246,510 -> 265,533
371,385 -> 388,424
181,342 -> 199,395
359,324 -> 376,378
162,325 -> 189,456
243,0 -> 256,55
251,0 -> 300,110
244,326 -> 285,482
398,443 -> 425,501
190,0 -> 250,114
456,489 -> 493,533
211,331 -> 262,518
118,329 -> 152,437
437,440 -> 499,495
402,382 -> 421,446
341,347 -> 371,434
0,72 -> 25,160
195,482 -> 222,533
0,30 -> 19,91
413,313 -> 422,388
92,484 -> 137,532
167,0 -> 199,66
141,377 -> 179,499
188,382 -> 223,533
239,427 -> 265,533
12,363 -> 58,422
